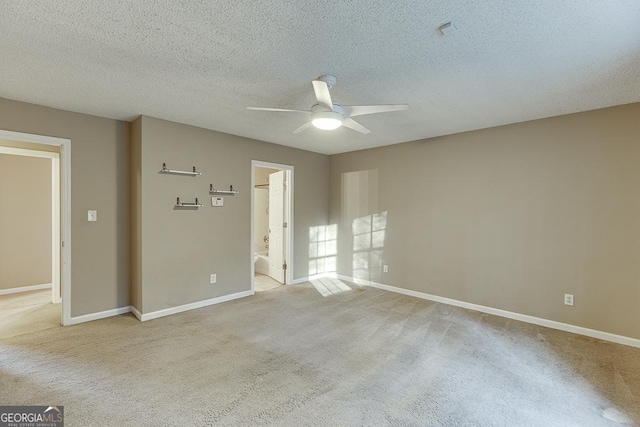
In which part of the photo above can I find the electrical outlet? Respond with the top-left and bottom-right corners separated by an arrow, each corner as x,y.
210,274 -> 217,284
564,294 -> 574,306
383,264 -> 389,273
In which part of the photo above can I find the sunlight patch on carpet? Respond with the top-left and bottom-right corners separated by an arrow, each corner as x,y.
310,277 -> 351,297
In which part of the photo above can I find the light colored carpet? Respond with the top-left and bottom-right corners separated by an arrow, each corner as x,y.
0,289 -> 60,339
1,282 -> 639,426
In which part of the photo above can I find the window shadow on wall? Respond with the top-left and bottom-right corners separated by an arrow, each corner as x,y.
341,169 -> 387,284
352,211 -> 387,284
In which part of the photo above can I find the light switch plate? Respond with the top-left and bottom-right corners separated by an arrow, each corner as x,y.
88,210 -> 97,222
212,197 -> 224,207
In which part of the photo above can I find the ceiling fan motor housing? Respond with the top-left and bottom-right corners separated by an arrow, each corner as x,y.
317,74 -> 337,89
311,103 -> 343,114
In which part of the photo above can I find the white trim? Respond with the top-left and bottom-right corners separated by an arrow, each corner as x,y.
139,290 -> 253,321
0,129 -> 71,325
336,275 -> 640,349
67,306 -> 131,326
51,155 -> 61,304
0,130 -> 69,146
287,168 -> 294,285
60,141 -> 71,325
130,306 -> 142,321
0,146 -> 59,159
47,290 -> 254,325
250,165 -> 256,291
0,283 -> 52,296
68,290 -> 253,324
250,161 -> 295,292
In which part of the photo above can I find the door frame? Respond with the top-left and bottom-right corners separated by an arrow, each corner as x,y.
0,129 -> 71,325
251,160 -> 294,292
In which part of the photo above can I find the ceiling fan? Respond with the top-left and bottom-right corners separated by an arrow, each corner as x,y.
246,75 -> 409,134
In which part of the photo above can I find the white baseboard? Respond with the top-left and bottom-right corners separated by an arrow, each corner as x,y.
65,291 -> 253,325
336,275 -> 640,349
139,290 -> 253,321
130,305 -> 142,321
67,306 -> 132,326
0,283 -> 52,296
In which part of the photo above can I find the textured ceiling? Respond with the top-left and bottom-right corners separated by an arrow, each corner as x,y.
0,1 -> 639,155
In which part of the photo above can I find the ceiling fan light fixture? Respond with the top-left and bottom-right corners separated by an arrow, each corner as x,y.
246,74 -> 408,135
312,111 -> 343,130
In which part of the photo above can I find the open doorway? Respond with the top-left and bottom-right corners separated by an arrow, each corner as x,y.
251,161 -> 294,293
0,130 -> 71,330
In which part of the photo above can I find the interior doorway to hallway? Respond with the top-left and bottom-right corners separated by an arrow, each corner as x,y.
251,161 -> 294,293
0,129 -> 71,326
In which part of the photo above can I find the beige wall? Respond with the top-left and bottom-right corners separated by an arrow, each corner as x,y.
4,93 -> 636,339
330,103 -> 640,339
0,97 -> 130,317
0,153 -> 52,288
135,116 -> 329,314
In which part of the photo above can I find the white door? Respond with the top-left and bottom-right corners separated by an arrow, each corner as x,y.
268,170 -> 285,283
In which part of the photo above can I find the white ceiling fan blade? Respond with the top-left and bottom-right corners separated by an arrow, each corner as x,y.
246,107 -> 310,114
311,80 -> 333,111
292,122 -> 313,134
341,118 -> 371,134
342,104 -> 409,117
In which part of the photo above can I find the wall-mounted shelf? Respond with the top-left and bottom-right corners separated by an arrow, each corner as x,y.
175,197 -> 203,208
210,184 -> 239,195
161,163 -> 201,176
